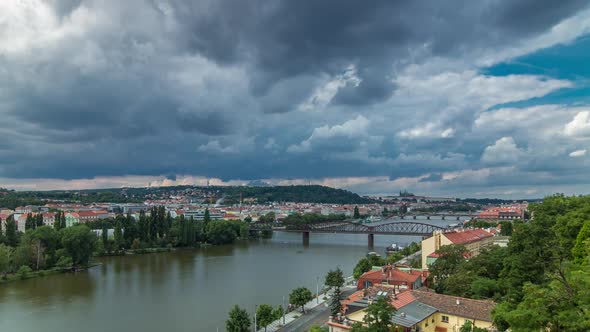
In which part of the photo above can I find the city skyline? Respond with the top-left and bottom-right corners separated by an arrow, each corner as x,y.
2,1 -> 590,198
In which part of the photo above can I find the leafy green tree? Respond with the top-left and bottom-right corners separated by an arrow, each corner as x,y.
226,305 -> 251,332
204,208 -> 211,223
325,267 -> 345,290
499,221 -> 513,236
289,287 -> 313,313
353,206 -> 360,219
61,225 -> 97,268
259,212 -> 276,223
244,216 -> 252,223
353,255 -> 385,279
363,296 -> 395,331
572,221 -> 590,264
427,244 -> 467,293
101,224 -> 109,249
205,220 -> 238,245
114,221 -> 124,251
459,320 -> 487,332
256,304 -> 274,332
272,305 -> 283,322
309,326 -> 329,332
0,244 -> 13,277
5,216 -> 18,247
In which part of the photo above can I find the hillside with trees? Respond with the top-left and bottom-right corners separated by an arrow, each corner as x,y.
426,195 -> 590,331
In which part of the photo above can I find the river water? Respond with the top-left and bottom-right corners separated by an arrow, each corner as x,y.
0,218 -> 458,332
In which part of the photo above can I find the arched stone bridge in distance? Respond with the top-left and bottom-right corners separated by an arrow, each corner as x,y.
250,220 -> 448,247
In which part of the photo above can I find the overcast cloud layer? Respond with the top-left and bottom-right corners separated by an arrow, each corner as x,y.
1,0 -> 590,197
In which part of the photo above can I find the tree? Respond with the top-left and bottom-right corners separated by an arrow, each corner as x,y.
226,305 -> 251,332
61,225 -> 97,268
353,206 -> 360,219
459,320 -> 487,332
353,255 -> 385,279
0,244 -> 13,277
427,244 -> 467,293
5,216 -> 18,247
205,220 -> 238,245
309,326 -> 329,332
325,267 -> 345,290
290,287 -> 313,313
204,208 -> 211,223
256,304 -> 274,332
572,221 -> 590,264
114,221 -> 124,251
363,296 -> 395,331
329,287 -> 342,316
499,221 -> 513,236
101,224 -> 109,250
259,212 -> 276,223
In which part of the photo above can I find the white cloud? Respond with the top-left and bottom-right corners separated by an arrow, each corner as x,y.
398,122 -> 455,139
569,149 -> 587,157
287,115 -> 371,152
564,111 -> 590,137
481,137 -> 525,164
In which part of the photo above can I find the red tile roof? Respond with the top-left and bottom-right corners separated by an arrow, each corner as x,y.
443,229 -> 493,245
390,289 -> 416,309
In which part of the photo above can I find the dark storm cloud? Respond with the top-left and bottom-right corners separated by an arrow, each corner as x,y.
0,0 -> 588,187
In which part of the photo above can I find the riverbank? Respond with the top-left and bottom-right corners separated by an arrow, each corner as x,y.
0,262 -> 101,284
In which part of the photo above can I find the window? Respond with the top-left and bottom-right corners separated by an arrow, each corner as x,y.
442,315 -> 449,323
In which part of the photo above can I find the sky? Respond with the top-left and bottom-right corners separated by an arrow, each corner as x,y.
1,0 -> 590,198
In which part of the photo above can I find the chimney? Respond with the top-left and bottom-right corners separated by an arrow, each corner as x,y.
401,312 -> 406,318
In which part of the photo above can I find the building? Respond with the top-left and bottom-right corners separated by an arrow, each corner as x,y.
356,265 -> 426,290
42,212 -> 56,226
477,204 -> 527,220
183,210 -> 223,221
421,229 -> 494,269
329,287 -> 496,332
65,212 -> 80,227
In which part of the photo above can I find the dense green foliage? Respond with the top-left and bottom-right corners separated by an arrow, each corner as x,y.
324,267 -> 345,290
431,195 -> 590,331
0,189 -> 140,209
282,213 -> 346,228
0,224 -> 97,279
289,287 -> 314,313
226,305 -> 251,332
222,185 -> 374,204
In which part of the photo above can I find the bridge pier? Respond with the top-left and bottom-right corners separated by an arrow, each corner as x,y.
302,231 -> 310,246
368,233 -> 374,248
413,215 -> 416,219
456,216 -> 460,220
441,216 -> 445,220
400,215 -> 404,219
427,216 -> 430,220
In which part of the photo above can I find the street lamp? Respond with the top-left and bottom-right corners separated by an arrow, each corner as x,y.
316,276 -> 320,304
254,304 -> 257,332
282,295 -> 286,325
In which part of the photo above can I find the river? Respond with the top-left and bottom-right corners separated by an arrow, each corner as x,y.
0,218 -> 458,332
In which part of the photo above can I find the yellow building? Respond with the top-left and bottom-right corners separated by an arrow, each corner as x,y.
328,289 -> 496,332
421,229 -> 494,269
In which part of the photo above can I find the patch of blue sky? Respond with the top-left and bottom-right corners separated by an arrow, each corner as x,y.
483,34 -> 590,111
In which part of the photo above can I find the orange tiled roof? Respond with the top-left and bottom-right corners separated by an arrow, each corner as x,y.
443,229 -> 493,245
390,289 -> 416,309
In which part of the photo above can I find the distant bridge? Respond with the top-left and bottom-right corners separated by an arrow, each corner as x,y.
387,213 -> 477,220
250,221 -> 448,247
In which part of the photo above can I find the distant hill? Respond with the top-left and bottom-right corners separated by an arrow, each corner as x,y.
0,185 -> 375,208
220,185 -> 375,204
